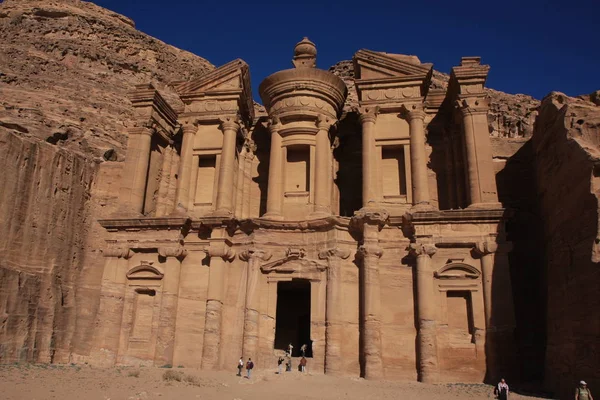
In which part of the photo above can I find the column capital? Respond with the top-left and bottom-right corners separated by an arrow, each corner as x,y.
207,242 -> 236,261
158,246 -> 188,259
127,126 -> 154,137
316,114 -> 336,131
474,240 -> 498,256
455,97 -> 490,116
239,248 -> 272,262
267,116 -> 282,134
218,116 -> 240,133
102,246 -> 133,259
357,244 -> 383,259
318,247 -> 351,260
409,243 -> 437,258
355,105 -> 380,124
181,121 -> 198,135
400,103 -> 426,121
352,208 -> 389,227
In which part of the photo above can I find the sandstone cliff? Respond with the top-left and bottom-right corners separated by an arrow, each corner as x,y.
0,0 -> 213,362
530,93 -> 600,398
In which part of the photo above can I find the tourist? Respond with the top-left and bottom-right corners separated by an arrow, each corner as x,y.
237,356 -> 243,376
576,381 -> 594,400
300,356 -> 307,373
245,358 -> 254,379
494,378 -> 509,400
287,343 -> 294,357
277,356 -> 284,374
300,343 -> 307,356
285,358 -> 292,372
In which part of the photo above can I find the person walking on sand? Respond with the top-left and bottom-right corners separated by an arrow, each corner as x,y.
300,356 -> 307,373
237,356 -> 243,376
277,357 -> 284,374
300,343 -> 307,357
494,378 -> 509,400
245,358 -> 254,379
576,381 -> 594,400
287,343 -> 293,357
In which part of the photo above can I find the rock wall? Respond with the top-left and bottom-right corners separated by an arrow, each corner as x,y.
531,93 -> 600,398
0,0 -> 214,362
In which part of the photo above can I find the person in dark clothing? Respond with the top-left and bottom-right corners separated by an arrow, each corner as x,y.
277,357 -> 284,374
245,358 -> 254,379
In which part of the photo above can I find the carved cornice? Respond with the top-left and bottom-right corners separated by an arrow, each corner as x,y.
357,244 -> 384,259
318,247 -> 351,260
158,246 -> 188,259
219,116 -> 240,133
474,240 -> 498,256
239,249 -> 272,262
408,243 -> 437,258
103,247 -> 133,259
355,105 -> 380,124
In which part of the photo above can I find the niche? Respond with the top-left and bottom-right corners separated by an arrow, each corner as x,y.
130,288 -> 156,341
381,146 -> 407,200
446,290 -> 474,335
285,145 -> 310,194
195,154 -> 217,205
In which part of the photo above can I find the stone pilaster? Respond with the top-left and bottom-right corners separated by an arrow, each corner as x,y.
401,103 -> 432,210
154,246 -> 187,366
155,145 -> 175,217
311,115 -> 335,218
409,242 -> 439,383
118,127 -> 153,214
174,121 -> 197,212
354,209 -> 388,380
357,106 -> 379,208
201,238 -> 235,370
215,117 -> 240,215
319,247 -> 351,376
264,118 -> 284,220
239,249 -> 272,361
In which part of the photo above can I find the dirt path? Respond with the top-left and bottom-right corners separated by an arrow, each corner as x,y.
0,364 -> 552,400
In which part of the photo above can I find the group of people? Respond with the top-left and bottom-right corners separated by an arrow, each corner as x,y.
237,342 -> 311,379
493,379 -> 593,400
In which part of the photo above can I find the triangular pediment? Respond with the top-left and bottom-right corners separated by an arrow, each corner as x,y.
353,49 -> 432,81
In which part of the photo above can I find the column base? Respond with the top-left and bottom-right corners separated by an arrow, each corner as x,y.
467,202 -> 503,210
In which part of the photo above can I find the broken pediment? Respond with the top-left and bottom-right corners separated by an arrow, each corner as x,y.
126,261 -> 164,280
353,49 -> 433,81
260,248 -> 327,274
434,263 -> 480,280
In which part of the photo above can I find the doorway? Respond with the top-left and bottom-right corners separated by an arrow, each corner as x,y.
274,279 -> 312,357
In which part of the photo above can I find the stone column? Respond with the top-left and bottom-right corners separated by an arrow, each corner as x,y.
118,127 -> 153,214
319,247 -> 351,376
264,118 -> 284,219
409,242 -> 439,383
201,238 -> 235,370
475,239 -> 498,380
156,145 -> 174,217
93,247 -> 132,366
174,121 -> 197,212
457,98 -> 501,208
312,115 -> 335,217
239,249 -> 271,361
357,106 -> 379,208
154,246 -> 186,366
402,103 -> 431,209
215,117 -> 239,215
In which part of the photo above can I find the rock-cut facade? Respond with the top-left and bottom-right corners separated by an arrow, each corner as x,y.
93,38 -> 516,382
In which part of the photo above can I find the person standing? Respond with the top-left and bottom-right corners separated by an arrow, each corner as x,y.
576,381 -> 594,400
287,343 -> 294,357
494,378 -> 509,400
277,357 -> 284,374
300,356 -> 307,373
246,358 -> 254,379
300,343 -> 307,357
237,356 -> 243,376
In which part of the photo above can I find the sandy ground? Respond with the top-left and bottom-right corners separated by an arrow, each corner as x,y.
0,364 -> 553,400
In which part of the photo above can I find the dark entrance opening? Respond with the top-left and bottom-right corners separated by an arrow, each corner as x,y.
274,279 -> 312,357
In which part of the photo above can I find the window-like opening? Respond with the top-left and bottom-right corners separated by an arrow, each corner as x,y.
446,291 -> 474,334
381,146 -> 407,199
195,155 -> 217,204
285,145 -> 310,193
274,279 -> 312,357
130,288 -> 156,341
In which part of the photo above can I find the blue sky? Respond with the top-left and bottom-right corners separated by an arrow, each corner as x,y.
94,0 -> 599,100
